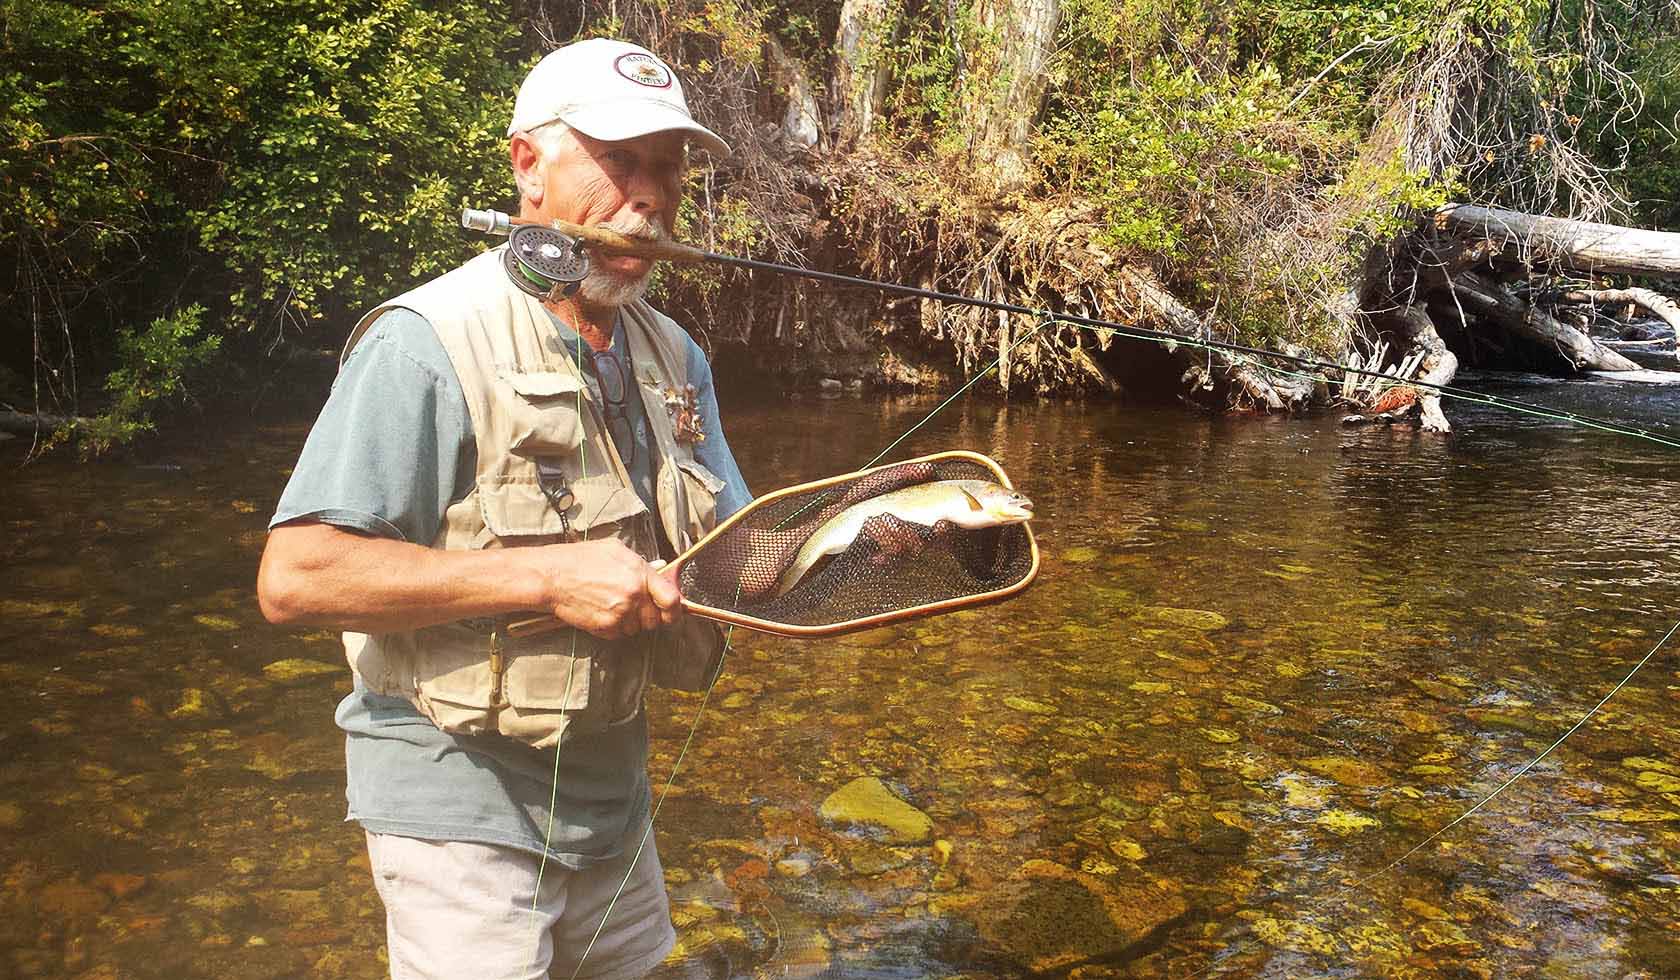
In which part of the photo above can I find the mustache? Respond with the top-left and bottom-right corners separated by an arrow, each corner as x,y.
599,213 -> 665,242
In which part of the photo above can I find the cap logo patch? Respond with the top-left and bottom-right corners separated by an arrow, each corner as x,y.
614,53 -> 673,89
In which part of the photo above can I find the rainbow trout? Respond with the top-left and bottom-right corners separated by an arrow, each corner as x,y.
773,479 -> 1034,597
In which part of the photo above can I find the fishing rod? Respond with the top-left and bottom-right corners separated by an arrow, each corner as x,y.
461,208 -> 1680,450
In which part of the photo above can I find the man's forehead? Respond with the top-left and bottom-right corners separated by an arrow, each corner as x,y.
577,129 -> 688,156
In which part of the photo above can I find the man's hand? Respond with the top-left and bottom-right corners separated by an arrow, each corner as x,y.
529,538 -> 684,640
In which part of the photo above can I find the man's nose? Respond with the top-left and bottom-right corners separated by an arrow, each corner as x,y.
626,171 -> 668,218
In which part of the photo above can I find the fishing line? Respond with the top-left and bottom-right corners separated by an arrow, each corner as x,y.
1349,615 -> 1680,891
463,210 -> 1680,451
528,329 -> 592,975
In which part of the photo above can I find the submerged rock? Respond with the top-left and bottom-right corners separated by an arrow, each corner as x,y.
971,859 -> 1188,972
1145,607 -> 1229,631
261,659 -> 340,683
818,777 -> 934,844
1302,755 -> 1388,788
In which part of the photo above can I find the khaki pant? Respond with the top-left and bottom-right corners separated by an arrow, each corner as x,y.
366,827 -> 676,980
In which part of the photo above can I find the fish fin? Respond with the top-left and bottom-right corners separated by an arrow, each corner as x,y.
961,488 -> 983,512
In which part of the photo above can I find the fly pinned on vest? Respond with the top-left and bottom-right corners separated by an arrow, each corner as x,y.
335,246 -> 728,750
658,382 -> 707,445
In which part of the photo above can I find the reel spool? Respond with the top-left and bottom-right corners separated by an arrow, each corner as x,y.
503,223 -> 589,299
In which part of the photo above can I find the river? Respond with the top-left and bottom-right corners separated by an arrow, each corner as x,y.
3,373 -> 1679,978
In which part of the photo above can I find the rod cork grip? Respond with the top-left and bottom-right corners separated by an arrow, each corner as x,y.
547,218 -> 708,264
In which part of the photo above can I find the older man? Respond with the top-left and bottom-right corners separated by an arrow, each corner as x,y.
257,38 -> 751,979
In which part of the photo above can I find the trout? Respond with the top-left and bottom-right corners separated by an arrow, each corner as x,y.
773,479 -> 1034,597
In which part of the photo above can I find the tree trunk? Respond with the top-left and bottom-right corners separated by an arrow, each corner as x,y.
1439,271 -> 1642,372
834,0 -> 898,145
1437,204 -> 1680,277
961,0 -> 1062,191
765,36 -> 823,150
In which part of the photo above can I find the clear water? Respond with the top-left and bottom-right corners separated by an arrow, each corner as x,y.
3,373 -> 1679,978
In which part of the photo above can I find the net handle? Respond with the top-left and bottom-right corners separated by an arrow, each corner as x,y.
505,450 -> 1036,640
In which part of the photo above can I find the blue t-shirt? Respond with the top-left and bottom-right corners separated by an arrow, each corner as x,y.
271,305 -> 751,867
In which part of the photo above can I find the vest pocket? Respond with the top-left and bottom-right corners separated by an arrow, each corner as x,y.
499,369 -> 585,456
659,456 -> 726,550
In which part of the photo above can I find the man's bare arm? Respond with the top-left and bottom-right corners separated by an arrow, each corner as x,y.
257,521 -> 680,639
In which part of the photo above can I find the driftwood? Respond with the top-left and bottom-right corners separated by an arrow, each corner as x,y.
0,410 -> 84,435
1389,304 -> 1458,432
1118,266 -> 1304,411
1437,204 -> 1680,277
1438,270 -> 1642,372
1557,287 -> 1680,337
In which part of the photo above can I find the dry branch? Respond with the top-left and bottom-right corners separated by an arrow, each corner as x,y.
1438,205 -> 1680,276
0,410 -> 84,435
1117,267 -> 1298,411
1558,288 -> 1680,336
1438,271 -> 1642,372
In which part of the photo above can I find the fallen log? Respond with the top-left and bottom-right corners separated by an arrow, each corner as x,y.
0,410 -> 85,435
1391,304 -> 1458,432
1438,271 -> 1642,372
1117,266 -> 1301,411
1437,204 -> 1680,277
1556,287 -> 1680,337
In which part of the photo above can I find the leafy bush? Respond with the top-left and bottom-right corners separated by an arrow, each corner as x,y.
71,304 -> 220,455
1,0 -> 525,449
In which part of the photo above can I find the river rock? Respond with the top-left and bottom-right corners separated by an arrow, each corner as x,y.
819,777 -> 933,844
261,659 -> 340,683
39,879 -> 110,923
0,802 -> 22,829
1302,755 -> 1388,788
971,859 -> 1188,972
1145,606 -> 1229,631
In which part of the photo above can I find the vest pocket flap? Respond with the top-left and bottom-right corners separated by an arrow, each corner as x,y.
498,370 -> 585,455
410,636 -> 497,709
504,652 -> 593,710
501,370 -> 584,399
675,457 -> 727,494
478,474 -> 648,539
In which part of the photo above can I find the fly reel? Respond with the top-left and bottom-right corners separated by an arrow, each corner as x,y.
503,224 -> 590,299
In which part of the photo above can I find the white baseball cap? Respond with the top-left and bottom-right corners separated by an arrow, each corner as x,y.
507,38 -> 730,157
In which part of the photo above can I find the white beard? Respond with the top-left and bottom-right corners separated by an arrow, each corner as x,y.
578,213 -> 664,308
577,269 -> 650,308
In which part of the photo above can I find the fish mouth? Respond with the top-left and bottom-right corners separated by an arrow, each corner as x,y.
1000,496 -> 1034,521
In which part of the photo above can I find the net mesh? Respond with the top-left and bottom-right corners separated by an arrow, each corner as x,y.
677,455 -> 1036,633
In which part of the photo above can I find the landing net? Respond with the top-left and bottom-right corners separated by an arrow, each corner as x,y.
675,451 -> 1038,636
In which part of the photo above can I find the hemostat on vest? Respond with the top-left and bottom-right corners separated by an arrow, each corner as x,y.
673,451 -> 1038,637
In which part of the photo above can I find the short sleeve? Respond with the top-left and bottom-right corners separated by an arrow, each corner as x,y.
684,338 -> 753,520
270,309 -> 476,545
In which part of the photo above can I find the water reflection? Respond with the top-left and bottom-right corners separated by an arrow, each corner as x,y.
1,378 -> 1678,978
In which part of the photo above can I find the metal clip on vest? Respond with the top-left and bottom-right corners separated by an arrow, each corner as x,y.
535,459 -> 574,536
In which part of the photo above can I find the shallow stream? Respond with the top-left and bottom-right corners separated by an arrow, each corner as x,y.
3,373 -> 1679,978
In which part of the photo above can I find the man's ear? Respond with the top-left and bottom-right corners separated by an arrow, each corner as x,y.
509,134 -> 545,207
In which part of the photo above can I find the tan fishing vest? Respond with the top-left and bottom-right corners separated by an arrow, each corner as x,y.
339,246 -> 728,749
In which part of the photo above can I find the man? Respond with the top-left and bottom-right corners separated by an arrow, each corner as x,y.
257,38 -> 751,980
